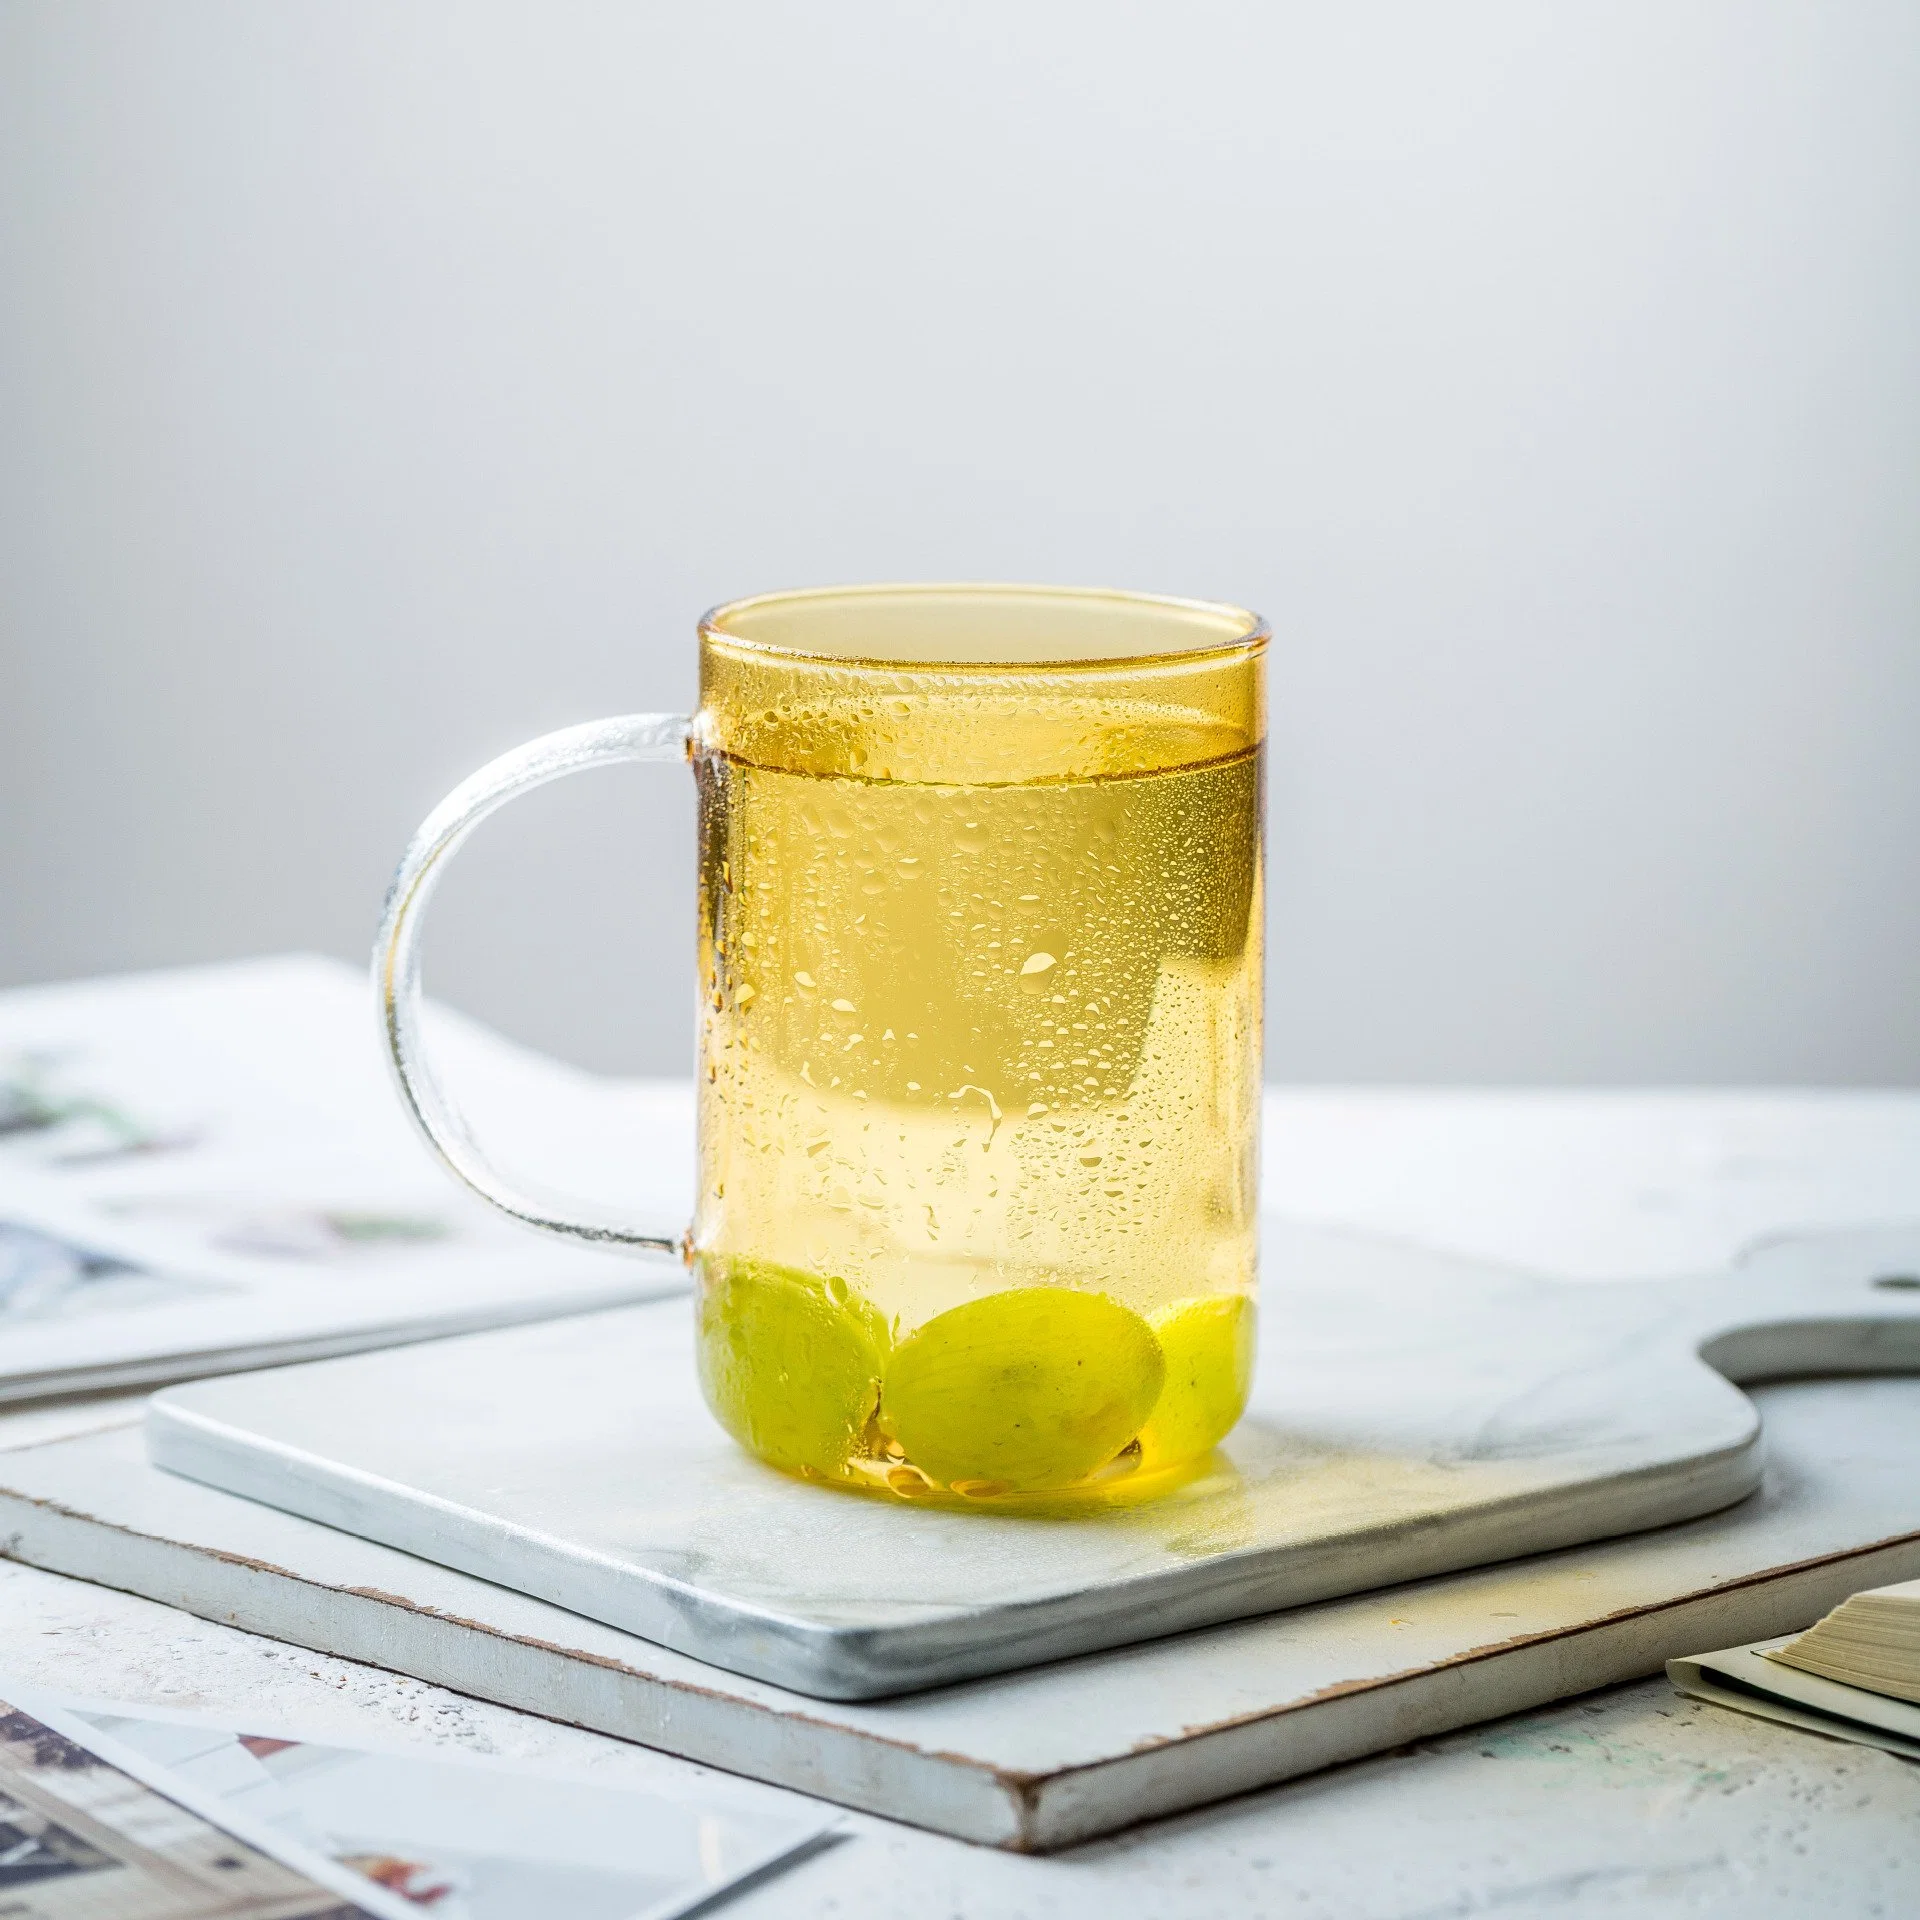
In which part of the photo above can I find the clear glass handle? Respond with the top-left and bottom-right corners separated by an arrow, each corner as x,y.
373,712 -> 693,1259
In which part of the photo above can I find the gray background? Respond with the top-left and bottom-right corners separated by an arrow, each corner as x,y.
3,2 -> 1916,1082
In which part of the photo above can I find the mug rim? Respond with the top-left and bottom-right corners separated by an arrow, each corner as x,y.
698,582 -> 1269,673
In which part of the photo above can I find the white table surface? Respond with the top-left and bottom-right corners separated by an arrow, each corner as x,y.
5,1088 -> 1919,1916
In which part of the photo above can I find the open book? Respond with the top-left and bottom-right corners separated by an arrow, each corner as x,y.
1668,1577 -> 1920,1760
0,955 -> 693,1401
1765,1576 -> 1920,1703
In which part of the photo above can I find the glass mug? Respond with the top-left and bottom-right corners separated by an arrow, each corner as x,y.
378,584 -> 1266,1506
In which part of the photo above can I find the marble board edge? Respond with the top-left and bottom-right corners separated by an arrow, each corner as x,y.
140,1385 -> 1768,1701
3,1426 -> 1920,1850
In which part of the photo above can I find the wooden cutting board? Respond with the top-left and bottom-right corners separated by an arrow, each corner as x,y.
137,1219 -> 1920,1697
3,1369 -> 1919,1849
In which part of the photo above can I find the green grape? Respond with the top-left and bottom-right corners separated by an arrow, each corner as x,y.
696,1256 -> 890,1477
880,1288 -> 1165,1492
1135,1294 -> 1256,1469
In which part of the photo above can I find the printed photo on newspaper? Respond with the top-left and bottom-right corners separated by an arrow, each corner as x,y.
0,1685 -> 834,1920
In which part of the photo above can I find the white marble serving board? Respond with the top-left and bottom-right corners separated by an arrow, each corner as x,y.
140,1219 -> 1920,1699
4,1371 -> 1920,1850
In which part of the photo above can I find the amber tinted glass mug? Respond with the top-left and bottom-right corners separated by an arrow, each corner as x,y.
378,585 -> 1266,1505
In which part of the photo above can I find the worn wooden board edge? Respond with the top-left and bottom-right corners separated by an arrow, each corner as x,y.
1023,1536 -> 1920,1849
3,1453 -> 1918,1851
0,1479 -> 1022,1843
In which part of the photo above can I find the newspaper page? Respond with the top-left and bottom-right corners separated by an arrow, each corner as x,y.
0,1696 -> 377,1919
1,1689 -> 833,1920
0,956 -> 694,1400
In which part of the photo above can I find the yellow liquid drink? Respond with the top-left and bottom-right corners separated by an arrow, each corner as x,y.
691,588 -> 1265,1504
